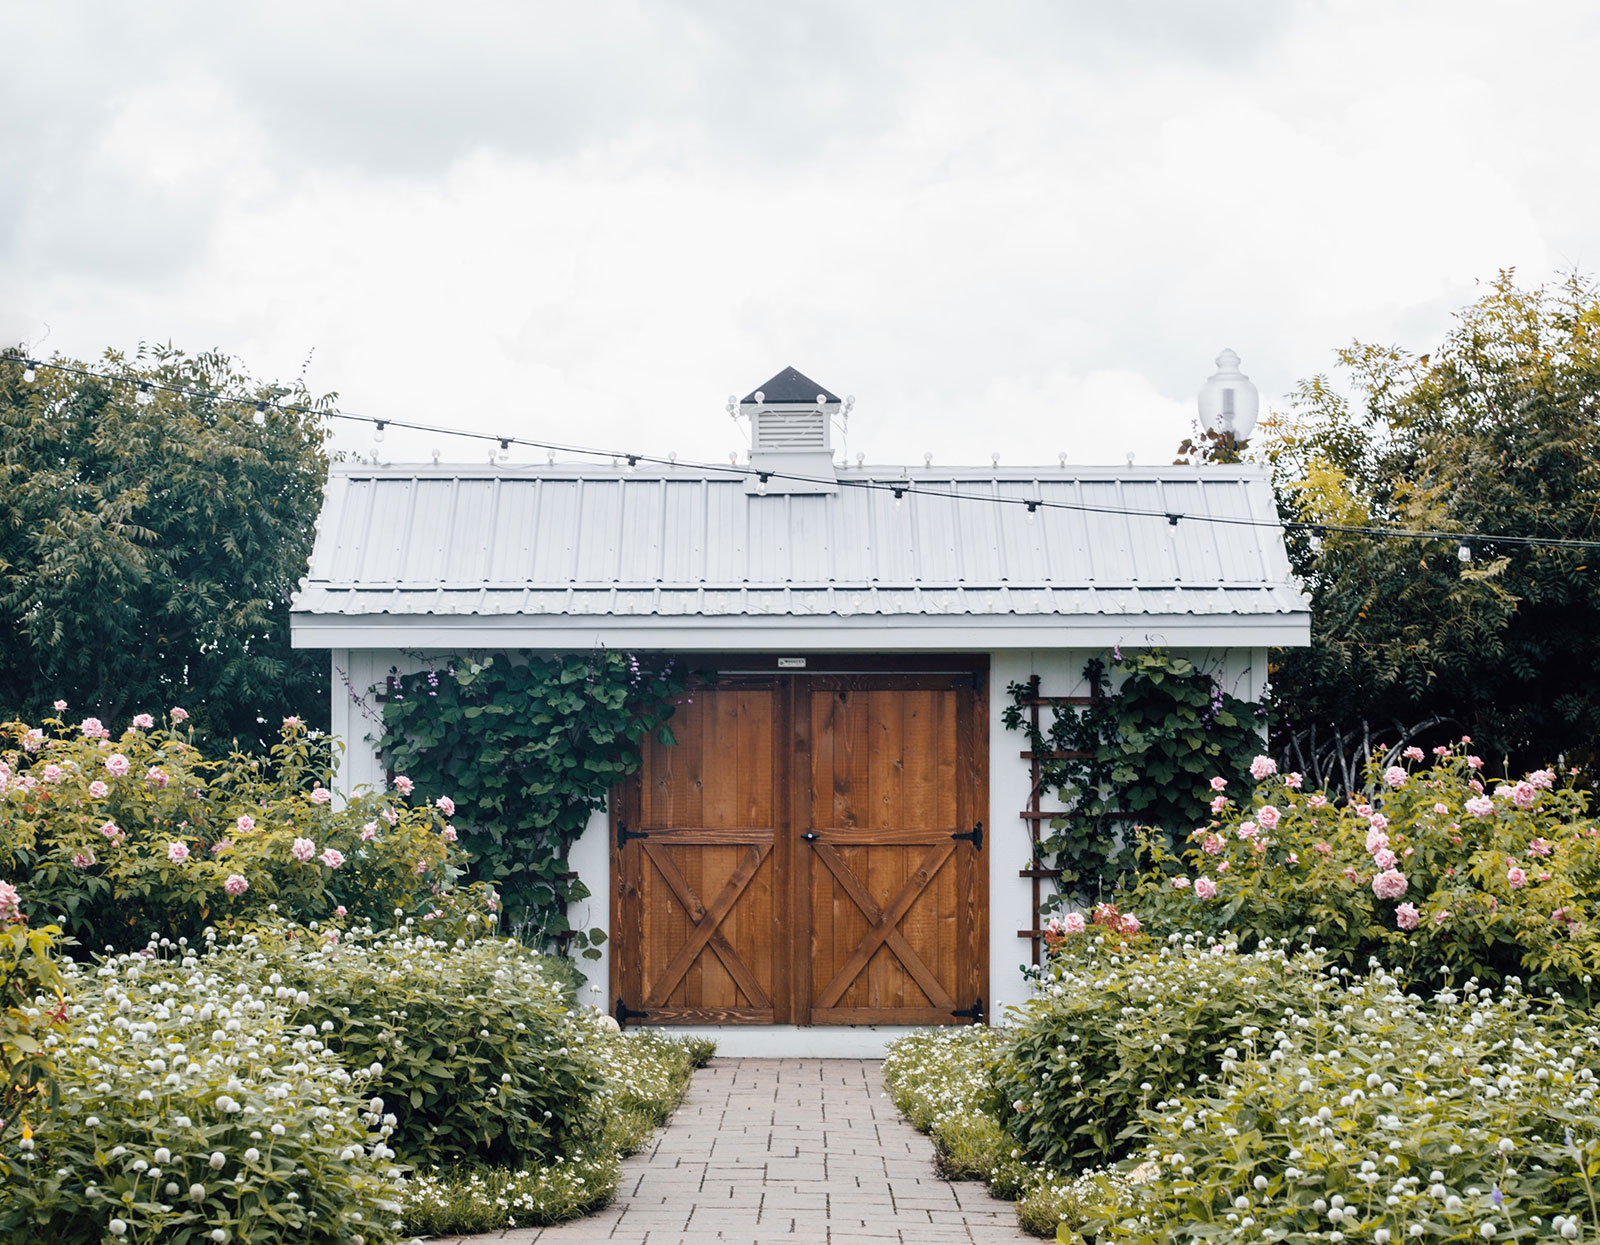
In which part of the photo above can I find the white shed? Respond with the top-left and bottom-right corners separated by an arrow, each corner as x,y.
291,367 -> 1310,1055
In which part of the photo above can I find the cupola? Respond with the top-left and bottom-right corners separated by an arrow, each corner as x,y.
734,366 -> 851,494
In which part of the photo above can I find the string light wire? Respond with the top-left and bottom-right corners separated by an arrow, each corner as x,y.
7,354 -> 1600,554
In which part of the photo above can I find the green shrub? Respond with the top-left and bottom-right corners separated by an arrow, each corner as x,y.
1066,968 -> 1600,1243
0,937 -> 404,1245
212,922 -> 604,1166
0,913 -> 68,1123
0,714 -> 486,951
1132,747 -> 1600,993
398,1028 -> 715,1238
991,933 -> 1320,1171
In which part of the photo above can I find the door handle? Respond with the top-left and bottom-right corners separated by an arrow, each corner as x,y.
801,832 -> 820,842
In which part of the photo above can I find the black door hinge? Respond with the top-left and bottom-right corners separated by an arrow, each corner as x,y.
952,996 -> 984,1023
614,998 -> 649,1028
616,821 -> 650,847
952,822 -> 983,851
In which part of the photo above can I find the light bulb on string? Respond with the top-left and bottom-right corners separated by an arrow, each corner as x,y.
135,382 -> 153,407
21,361 -> 36,384
373,421 -> 386,443
625,455 -> 638,474
757,473 -> 769,495
1025,501 -> 1038,524
253,401 -> 268,426
497,439 -> 510,463
892,487 -> 905,511
1458,543 -> 1473,563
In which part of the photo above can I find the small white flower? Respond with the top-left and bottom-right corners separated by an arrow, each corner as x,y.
109,1220 -> 128,1237
209,1151 -> 227,1170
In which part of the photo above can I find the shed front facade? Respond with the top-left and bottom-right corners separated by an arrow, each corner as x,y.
292,387 -> 1309,1055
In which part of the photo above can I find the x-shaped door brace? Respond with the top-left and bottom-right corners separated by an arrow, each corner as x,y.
812,841 -> 957,1010
642,841 -> 772,1009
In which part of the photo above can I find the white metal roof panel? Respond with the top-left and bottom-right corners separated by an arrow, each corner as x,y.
293,462 -> 1311,639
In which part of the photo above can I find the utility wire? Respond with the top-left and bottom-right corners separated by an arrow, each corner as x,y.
7,354 -> 1600,555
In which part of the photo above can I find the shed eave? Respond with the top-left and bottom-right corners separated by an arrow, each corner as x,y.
290,610 -> 1311,652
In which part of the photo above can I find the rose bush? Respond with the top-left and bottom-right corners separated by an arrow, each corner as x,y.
0,711 -> 491,951
1131,745 -> 1600,993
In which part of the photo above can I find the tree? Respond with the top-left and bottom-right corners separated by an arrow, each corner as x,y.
1260,272 -> 1600,781
0,345 -> 333,747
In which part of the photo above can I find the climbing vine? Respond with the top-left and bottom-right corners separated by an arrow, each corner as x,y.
1003,649 -> 1261,902
378,651 -> 688,953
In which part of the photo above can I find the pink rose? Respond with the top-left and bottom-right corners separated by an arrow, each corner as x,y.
212,838 -> 231,854
360,822 -> 377,841
442,825 -> 457,842
1512,782 -> 1536,810
166,841 -> 189,863
1194,876 -> 1218,899
105,753 -> 130,777
1210,776 -> 1228,791
309,786 -> 332,804
1249,755 -> 1277,781
318,847 -> 345,869
52,699 -> 67,712
1365,826 -> 1390,854
224,874 -> 249,898
0,881 -> 19,923
78,717 -> 105,738
1210,794 -> 1228,814
1403,746 -> 1425,761
88,780 -> 108,799
1467,755 -> 1484,769
282,715 -> 303,728
1395,902 -> 1420,930
1118,913 -> 1141,934
1373,848 -> 1397,870
1236,821 -> 1258,839
1371,869 -> 1409,900
1284,772 -> 1303,790
334,905 -> 347,916
100,820 -> 124,841
1529,838 -> 1552,857
1217,860 -> 1230,872
1356,803 -> 1373,817
41,764 -> 62,783
415,858 -> 429,875
1434,802 -> 1449,815
236,814 -> 255,833
1507,866 -> 1527,889
1384,766 -> 1408,789
1171,876 -> 1191,889
1308,794 -> 1328,809
1062,911 -> 1087,933
394,775 -> 414,796
436,796 -> 456,817
131,713 -> 155,730
170,707 -> 189,722
1368,813 -> 1389,833
1465,796 -> 1496,818
291,838 -> 316,863
1202,834 -> 1224,854
1256,805 -> 1281,830
1286,851 -> 1298,864
1528,769 -> 1555,791
381,808 -> 399,826
1434,909 -> 1449,925
72,850 -> 95,869
23,729 -> 43,751
145,766 -> 170,788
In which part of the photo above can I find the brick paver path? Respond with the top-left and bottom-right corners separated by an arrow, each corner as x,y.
434,1058 -> 1035,1245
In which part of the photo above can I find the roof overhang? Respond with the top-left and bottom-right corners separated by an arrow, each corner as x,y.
291,610 -> 1310,652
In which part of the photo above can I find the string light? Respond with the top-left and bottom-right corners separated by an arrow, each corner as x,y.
135,382 -> 153,407
253,401 -> 269,425
6,354 -> 1600,554
22,361 -> 36,384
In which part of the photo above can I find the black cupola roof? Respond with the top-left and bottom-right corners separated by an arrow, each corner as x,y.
740,366 -> 840,405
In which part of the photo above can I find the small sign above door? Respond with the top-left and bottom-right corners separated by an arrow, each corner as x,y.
776,657 -> 807,668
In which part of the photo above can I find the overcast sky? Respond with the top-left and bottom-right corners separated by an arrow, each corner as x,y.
4,1 -> 1597,468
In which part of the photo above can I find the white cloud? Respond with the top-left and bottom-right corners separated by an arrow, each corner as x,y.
4,0 -> 1599,471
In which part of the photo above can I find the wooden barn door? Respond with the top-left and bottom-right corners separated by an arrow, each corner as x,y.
611,665 -> 986,1027
795,675 -> 986,1026
612,677 -> 788,1025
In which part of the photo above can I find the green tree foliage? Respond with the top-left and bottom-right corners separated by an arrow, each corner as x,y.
1262,273 -> 1600,774
0,346 -> 332,747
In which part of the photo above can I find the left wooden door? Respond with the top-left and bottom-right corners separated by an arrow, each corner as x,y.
611,678 -> 789,1024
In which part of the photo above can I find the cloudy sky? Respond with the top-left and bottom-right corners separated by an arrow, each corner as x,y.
4,1 -> 1597,468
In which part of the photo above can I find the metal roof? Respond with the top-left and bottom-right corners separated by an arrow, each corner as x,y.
290,462 -> 1310,650
742,366 -> 840,405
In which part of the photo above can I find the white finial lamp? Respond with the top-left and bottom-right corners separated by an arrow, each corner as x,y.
1197,348 -> 1260,444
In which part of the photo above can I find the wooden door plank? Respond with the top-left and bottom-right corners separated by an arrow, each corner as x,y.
773,676 -> 795,1026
